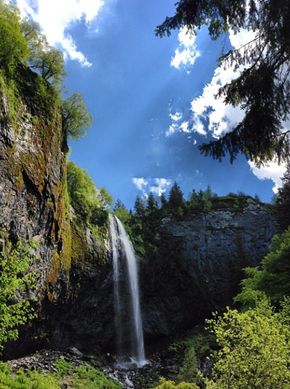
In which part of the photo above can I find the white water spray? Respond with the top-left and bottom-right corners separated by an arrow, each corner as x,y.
109,215 -> 146,368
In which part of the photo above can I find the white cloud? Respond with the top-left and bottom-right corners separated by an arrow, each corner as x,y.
187,28 -> 256,138
15,0 -> 105,67
149,178 -> 172,196
249,161 -> 287,193
171,27 -> 201,70
169,112 -> 183,122
132,177 -> 148,191
190,57 -> 245,138
179,121 -> 190,133
132,177 -> 172,197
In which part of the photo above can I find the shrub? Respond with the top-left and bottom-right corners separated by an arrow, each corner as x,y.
205,299 -> 290,389
0,241 -> 37,351
152,377 -> 198,389
235,228 -> 290,306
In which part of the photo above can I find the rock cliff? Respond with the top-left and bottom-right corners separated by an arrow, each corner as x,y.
47,200 -> 275,355
0,66 -> 71,303
141,201 -> 275,343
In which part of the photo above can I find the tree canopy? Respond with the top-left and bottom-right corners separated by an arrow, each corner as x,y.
156,0 -> 290,165
0,2 -> 28,73
275,161 -> 290,231
62,93 -> 92,140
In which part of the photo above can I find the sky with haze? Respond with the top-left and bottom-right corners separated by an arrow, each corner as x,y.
14,0 -> 286,208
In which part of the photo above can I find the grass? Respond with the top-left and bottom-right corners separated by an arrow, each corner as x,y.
0,359 -> 121,389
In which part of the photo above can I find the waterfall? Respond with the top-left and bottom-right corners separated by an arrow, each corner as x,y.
109,215 -> 146,368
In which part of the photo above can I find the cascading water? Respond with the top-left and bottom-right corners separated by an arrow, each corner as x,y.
109,215 -> 146,368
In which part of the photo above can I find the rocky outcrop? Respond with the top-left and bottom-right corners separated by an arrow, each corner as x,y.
141,200 -> 275,342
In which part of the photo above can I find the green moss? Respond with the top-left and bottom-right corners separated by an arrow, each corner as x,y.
0,70 -> 22,126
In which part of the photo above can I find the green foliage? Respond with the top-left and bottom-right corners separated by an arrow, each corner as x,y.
275,161 -> 290,231
0,363 -> 61,389
62,93 -> 92,140
0,241 -> 37,351
0,360 -> 120,389
152,377 -> 198,389
235,228 -> 290,306
54,359 -> 121,389
20,17 -> 65,86
0,1 -> 28,75
70,364 -> 121,389
67,161 -> 111,227
0,1 -> 90,149
168,330 -> 215,385
156,0 -> 290,164
114,199 -> 131,225
205,299 -> 290,389
168,182 -> 185,218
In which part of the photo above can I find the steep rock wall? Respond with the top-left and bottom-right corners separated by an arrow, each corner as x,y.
141,200 -> 275,343
0,68 -> 72,357
48,201 -> 275,355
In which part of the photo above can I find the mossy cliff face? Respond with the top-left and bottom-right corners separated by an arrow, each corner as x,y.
0,68 -> 70,307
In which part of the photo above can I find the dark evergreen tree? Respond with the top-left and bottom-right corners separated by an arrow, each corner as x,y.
168,182 -> 184,210
113,199 -> 126,212
160,192 -> 168,209
156,0 -> 290,164
275,161 -> 290,231
147,193 -> 159,212
134,195 -> 146,218
188,189 -> 199,209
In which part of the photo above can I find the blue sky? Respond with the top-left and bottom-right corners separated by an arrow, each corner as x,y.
16,0 -> 286,208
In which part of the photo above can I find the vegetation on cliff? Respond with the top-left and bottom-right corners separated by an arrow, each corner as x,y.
0,242 -> 37,351
0,0 -> 90,141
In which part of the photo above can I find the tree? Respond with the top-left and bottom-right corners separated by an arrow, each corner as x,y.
275,161 -> 290,231
168,182 -> 184,210
30,46 -> 65,84
0,241 -> 36,351
98,187 -> 113,209
235,229 -> 290,306
67,161 -> 101,222
0,1 -> 29,73
205,299 -> 290,388
147,193 -> 159,213
134,195 -> 146,218
160,192 -> 168,209
113,199 -> 130,224
156,0 -> 290,164
19,17 -> 65,86
62,93 -> 92,141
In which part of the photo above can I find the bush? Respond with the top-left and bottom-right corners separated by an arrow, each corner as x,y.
0,241 -> 37,351
235,228 -> 290,306
0,363 -> 61,389
152,378 -> 198,389
205,299 -> 290,389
